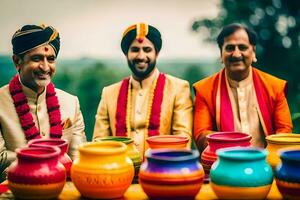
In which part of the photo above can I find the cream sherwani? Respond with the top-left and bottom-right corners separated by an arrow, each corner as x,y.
0,81 -> 87,172
93,68 -> 193,154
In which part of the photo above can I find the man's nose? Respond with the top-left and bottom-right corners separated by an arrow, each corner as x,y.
39,58 -> 50,71
232,47 -> 242,57
137,50 -> 146,59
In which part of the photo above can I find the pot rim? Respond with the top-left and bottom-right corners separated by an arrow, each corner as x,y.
145,148 -> 199,162
216,147 -> 267,161
94,136 -> 133,144
146,135 -> 189,145
28,138 -> 68,148
16,146 -> 60,160
206,132 -> 251,142
78,141 -> 127,155
279,147 -> 300,162
266,133 -> 300,144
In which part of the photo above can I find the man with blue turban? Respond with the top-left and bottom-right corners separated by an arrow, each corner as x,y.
0,24 -> 87,181
93,23 -> 193,156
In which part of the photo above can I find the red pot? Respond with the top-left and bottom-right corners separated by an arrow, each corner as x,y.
7,146 -> 66,199
28,138 -> 72,178
201,132 -> 251,180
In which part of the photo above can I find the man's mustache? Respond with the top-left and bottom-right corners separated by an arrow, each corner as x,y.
34,70 -> 51,75
133,58 -> 149,64
229,56 -> 243,62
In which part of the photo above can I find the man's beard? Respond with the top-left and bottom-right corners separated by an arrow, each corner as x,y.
35,78 -> 51,88
33,71 -> 52,88
127,59 -> 156,80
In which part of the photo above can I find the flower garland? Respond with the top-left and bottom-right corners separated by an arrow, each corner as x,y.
9,74 -> 62,140
116,73 -> 166,136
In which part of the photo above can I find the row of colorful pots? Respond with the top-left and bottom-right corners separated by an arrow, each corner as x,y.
6,135 -> 191,199
200,132 -> 300,199
201,132 -> 300,176
211,146 -> 300,199
71,135 -> 194,199
6,133 -> 300,199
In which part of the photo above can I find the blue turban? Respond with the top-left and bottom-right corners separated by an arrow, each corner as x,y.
11,24 -> 60,56
121,23 -> 162,55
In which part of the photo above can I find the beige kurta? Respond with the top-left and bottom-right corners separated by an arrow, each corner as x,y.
226,69 -> 265,147
0,81 -> 87,169
93,68 -> 193,154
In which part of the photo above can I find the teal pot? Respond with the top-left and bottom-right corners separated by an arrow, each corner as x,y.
210,147 -> 273,199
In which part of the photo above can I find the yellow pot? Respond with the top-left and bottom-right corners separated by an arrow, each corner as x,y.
265,133 -> 300,169
94,136 -> 142,183
71,141 -> 134,199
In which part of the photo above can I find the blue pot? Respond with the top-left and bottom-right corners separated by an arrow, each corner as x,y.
275,148 -> 300,199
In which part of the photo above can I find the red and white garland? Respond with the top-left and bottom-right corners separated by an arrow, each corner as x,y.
9,74 -> 62,140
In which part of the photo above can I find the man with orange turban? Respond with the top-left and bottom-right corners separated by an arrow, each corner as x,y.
93,23 -> 193,155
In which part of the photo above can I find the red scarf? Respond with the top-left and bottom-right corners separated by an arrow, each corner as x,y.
9,75 -> 62,140
115,73 -> 166,137
218,68 -> 274,134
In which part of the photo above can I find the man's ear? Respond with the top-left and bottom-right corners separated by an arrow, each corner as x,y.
252,45 -> 257,62
12,55 -> 22,71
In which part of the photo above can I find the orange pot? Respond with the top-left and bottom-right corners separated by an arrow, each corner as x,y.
146,135 -> 189,150
71,141 -> 134,199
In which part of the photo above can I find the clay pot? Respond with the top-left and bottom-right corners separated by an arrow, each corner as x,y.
71,141 -> 134,199
7,146 -> 66,199
28,138 -> 72,178
146,135 -> 189,150
201,132 -> 251,180
266,133 -> 300,170
139,149 -> 204,199
275,147 -> 300,199
210,147 -> 273,199
94,136 -> 142,183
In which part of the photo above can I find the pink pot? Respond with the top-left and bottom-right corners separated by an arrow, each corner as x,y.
7,146 -> 66,199
201,132 -> 251,180
28,138 -> 72,178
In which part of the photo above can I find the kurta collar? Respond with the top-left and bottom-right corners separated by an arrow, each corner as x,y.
130,68 -> 159,89
19,77 -> 46,104
227,67 -> 253,88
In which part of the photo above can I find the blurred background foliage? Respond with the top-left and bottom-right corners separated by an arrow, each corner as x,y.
1,0 -> 300,139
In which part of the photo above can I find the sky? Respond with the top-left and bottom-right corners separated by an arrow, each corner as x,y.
0,0 -> 220,59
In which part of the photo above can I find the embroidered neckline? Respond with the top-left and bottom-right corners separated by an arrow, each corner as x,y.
9,74 -> 62,140
116,73 -> 166,137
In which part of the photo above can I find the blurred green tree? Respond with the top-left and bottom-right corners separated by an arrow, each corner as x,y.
75,63 -> 124,140
53,68 -> 74,93
183,65 -> 206,98
192,0 -> 300,132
